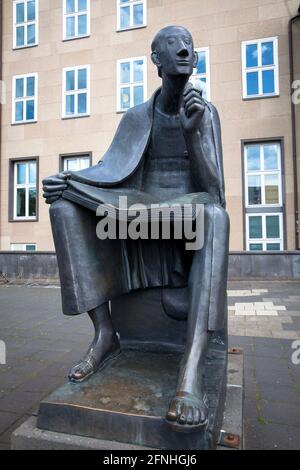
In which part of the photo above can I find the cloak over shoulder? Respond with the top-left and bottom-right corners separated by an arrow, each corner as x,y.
69,88 -> 226,208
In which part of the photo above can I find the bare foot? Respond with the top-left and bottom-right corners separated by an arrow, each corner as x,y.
69,333 -> 120,383
166,390 -> 208,428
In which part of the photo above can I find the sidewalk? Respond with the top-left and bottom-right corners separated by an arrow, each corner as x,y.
0,281 -> 300,450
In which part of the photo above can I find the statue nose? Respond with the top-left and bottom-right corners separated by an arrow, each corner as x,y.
177,47 -> 189,58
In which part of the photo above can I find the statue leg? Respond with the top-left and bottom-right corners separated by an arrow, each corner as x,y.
167,204 -> 229,428
69,302 -> 120,383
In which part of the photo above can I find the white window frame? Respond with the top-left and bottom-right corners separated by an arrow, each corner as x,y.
244,142 -> 283,209
117,56 -> 147,112
190,47 -> 211,101
63,155 -> 91,171
63,0 -> 90,41
246,213 -> 284,251
117,0 -> 147,31
62,65 -> 90,119
13,160 -> 37,221
242,37 -> 279,99
11,243 -> 37,251
13,0 -> 39,49
12,73 -> 38,124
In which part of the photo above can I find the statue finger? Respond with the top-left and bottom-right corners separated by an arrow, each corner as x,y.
42,175 -> 67,186
184,96 -> 203,109
42,184 -> 68,192
45,196 -> 60,205
186,103 -> 204,117
186,406 -> 194,425
43,191 -> 63,199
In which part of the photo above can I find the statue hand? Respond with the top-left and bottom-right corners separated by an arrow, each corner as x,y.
180,83 -> 206,134
42,172 -> 69,205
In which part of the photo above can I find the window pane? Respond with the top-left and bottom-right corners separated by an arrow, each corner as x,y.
27,0 -> 36,21
16,26 -> 25,47
246,145 -> 260,171
26,76 -> 35,97
246,44 -> 258,68
120,6 -> 130,29
249,216 -> 263,239
26,100 -> 35,120
262,41 -> 274,66
265,174 -> 279,204
262,69 -> 275,94
16,2 -> 25,24
266,215 -> 280,238
133,60 -> 143,82
78,93 -> 87,114
15,101 -> 24,121
29,162 -> 36,184
65,158 -> 79,171
66,70 -> 75,91
78,14 -> 87,35
249,243 -> 263,251
78,68 -> 87,89
120,62 -> 130,84
66,0 -> 75,14
196,51 -> 206,74
29,188 -> 37,217
27,24 -> 36,44
78,0 -> 87,11
248,175 -> 262,205
66,94 -> 75,115
134,85 -> 143,106
120,87 -> 130,110
267,243 -> 280,251
264,144 -> 278,170
17,163 -> 26,184
133,3 -> 143,26
66,16 -> 75,38
26,245 -> 36,252
16,78 -> 24,98
246,71 -> 259,96
16,188 -> 26,217
80,157 -> 90,169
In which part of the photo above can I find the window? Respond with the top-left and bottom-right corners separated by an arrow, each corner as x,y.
245,143 -> 282,208
117,0 -> 146,31
63,155 -> 91,171
244,141 -> 284,251
62,66 -> 90,118
13,0 -> 38,48
246,213 -> 283,251
242,37 -> 279,99
117,57 -> 147,112
13,160 -> 37,220
190,47 -> 210,101
63,0 -> 90,40
11,243 -> 36,251
12,74 -> 38,124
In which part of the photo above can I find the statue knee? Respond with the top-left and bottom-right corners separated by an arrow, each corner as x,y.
204,204 -> 229,231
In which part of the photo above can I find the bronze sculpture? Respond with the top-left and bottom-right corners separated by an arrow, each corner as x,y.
43,25 -> 230,432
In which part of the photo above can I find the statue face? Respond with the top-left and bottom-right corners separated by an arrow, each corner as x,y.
152,26 -> 197,78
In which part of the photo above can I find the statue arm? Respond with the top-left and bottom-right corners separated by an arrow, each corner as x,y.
183,105 -> 221,195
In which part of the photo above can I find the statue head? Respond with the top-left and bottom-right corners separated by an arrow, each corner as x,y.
151,25 -> 198,79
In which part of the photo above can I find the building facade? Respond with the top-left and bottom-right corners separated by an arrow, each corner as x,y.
0,0 -> 299,252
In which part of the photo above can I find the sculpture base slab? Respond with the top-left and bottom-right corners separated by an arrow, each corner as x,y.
34,342 -> 228,450
11,354 -> 243,451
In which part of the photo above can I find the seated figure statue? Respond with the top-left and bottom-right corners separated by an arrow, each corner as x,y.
43,25 -> 230,431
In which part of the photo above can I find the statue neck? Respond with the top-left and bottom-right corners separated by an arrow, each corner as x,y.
158,75 -> 189,116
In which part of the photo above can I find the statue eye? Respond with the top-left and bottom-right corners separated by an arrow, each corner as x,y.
184,37 -> 191,45
167,38 -> 175,45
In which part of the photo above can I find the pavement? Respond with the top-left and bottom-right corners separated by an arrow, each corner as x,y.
0,281 -> 300,450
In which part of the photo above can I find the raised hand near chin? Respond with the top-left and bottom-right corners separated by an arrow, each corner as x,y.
180,82 -> 206,134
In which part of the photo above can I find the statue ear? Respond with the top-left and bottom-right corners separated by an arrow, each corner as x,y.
193,50 -> 198,69
151,51 -> 161,68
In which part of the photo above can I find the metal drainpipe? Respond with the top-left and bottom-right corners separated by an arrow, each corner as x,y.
289,4 -> 300,250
